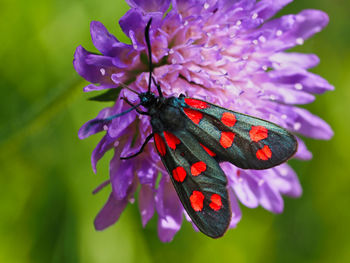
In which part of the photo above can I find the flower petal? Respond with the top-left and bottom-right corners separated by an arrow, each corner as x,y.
291,107 -> 334,139
110,150 -> 134,200
90,21 -> 119,56
138,184 -> 155,227
228,188 -> 242,228
94,181 -> 137,230
258,180 -> 284,213
255,10 -> 329,52
269,68 -> 334,94
107,92 -> 137,139
126,0 -> 170,13
73,46 -> 114,83
294,137 -> 312,160
73,46 -> 102,83
273,164 -> 302,198
253,0 -> 293,21
78,107 -> 112,139
224,166 -> 262,211
119,9 -> 145,47
232,173 -> 259,208
156,175 -> 183,242
119,9 -> 163,49
83,83 -> 118,92
94,193 -> 128,230
269,52 -> 320,70
172,0 -> 206,14
263,85 -> 315,104
91,134 -> 115,173
137,160 -> 158,186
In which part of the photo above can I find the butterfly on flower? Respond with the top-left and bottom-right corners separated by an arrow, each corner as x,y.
82,19 -> 297,238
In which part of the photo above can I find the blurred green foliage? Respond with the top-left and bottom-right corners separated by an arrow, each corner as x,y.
0,0 -> 349,262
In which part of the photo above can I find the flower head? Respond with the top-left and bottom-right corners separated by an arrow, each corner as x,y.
74,0 -> 333,242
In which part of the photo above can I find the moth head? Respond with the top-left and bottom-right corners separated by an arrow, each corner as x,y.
139,92 -> 157,108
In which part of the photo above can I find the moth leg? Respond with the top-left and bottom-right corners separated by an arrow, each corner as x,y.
121,97 -> 149,115
120,133 -> 154,160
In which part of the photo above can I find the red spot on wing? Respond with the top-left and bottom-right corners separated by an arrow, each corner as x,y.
250,126 -> 268,142
200,143 -> 216,157
183,108 -> 203,124
220,131 -> 235,149
164,131 -> 181,150
221,112 -> 237,127
172,167 -> 187,182
184,98 -> 208,109
191,161 -> 207,176
190,191 -> 205,212
209,194 -> 222,211
154,133 -> 166,156
256,145 -> 272,160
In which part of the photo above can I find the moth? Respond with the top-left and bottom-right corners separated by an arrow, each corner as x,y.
84,19 -> 297,238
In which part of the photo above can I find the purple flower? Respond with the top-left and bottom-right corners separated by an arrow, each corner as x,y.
74,0 -> 333,242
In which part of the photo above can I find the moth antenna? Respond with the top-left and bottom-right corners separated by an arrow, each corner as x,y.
83,103 -> 142,135
103,103 -> 142,121
120,82 -> 140,95
145,18 -> 163,97
145,18 -> 153,93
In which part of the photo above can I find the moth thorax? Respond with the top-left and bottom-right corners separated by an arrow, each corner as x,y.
159,105 -> 185,130
150,118 -> 164,132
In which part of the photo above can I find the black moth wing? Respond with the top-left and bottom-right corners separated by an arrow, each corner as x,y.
153,130 -> 231,238
181,97 -> 298,170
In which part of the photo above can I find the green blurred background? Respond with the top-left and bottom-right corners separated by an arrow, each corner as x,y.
0,0 -> 349,262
